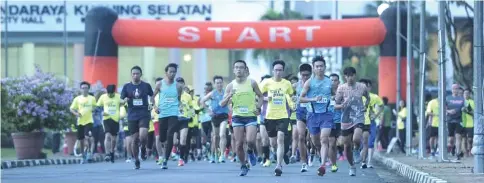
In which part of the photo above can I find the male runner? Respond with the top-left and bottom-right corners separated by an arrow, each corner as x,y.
359,79 -> 383,168
259,60 -> 294,176
299,56 -> 334,176
258,75 -> 272,167
293,63 -> 312,172
199,82 -> 213,160
462,88 -> 474,156
176,78 -> 194,166
328,73 -> 342,171
220,60 -> 263,176
200,75 -> 230,163
288,76 -> 299,164
70,81 -> 97,164
446,84 -> 466,159
153,63 -> 183,169
120,66 -> 154,169
334,66 -> 370,176
153,77 -> 164,165
97,84 -> 121,163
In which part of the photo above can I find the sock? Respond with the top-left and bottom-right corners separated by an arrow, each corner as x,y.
179,145 -> 186,160
263,146 -> 270,161
368,148 -> 374,165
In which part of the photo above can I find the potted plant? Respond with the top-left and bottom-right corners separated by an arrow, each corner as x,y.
1,65 -> 77,159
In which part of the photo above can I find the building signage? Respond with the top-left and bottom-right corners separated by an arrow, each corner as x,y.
0,1 -> 212,32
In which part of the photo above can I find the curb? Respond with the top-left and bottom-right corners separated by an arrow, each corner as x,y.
1,154 -> 123,169
373,152 -> 448,183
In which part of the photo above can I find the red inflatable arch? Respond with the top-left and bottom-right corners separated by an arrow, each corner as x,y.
84,6 -> 410,103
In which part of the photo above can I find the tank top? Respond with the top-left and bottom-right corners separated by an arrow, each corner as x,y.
211,89 -> 229,114
158,80 -> 179,118
295,81 -> 307,108
231,80 -> 256,117
306,76 -> 332,113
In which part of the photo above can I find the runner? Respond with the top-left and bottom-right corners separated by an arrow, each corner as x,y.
176,78 -> 193,166
462,88 -> 474,157
187,87 -> 202,161
153,63 -> 183,169
153,77 -> 164,165
96,84 -> 121,163
446,84 -> 466,159
220,60 -> 263,176
329,73 -> 342,171
259,60 -> 294,176
299,56 -> 334,176
200,75 -> 230,163
199,82 -> 213,161
293,63 -> 312,172
334,66 -> 370,176
258,75 -> 272,167
288,76 -> 299,164
120,66 -> 155,169
70,81 -> 97,164
358,79 -> 383,168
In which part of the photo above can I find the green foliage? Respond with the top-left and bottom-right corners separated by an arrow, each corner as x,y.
253,9 -> 306,75
341,46 -> 380,94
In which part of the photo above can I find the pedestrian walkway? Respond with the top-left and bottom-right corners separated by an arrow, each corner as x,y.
1,153 -> 123,169
374,152 -> 484,183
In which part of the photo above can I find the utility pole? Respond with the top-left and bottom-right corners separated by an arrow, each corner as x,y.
405,0 -> 413,156
417,0 -> 427,159
437,1 -> 449,162
472,0 -> 484,174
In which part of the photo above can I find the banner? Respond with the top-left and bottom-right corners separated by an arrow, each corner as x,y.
0,1 -> 212,32
112,18 -> 386,49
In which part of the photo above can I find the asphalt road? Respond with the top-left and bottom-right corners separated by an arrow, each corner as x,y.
1,159 -> 410,183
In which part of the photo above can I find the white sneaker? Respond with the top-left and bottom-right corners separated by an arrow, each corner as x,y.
349,165 -> 356,176
300,163 -> 308,172
126,158 -> 132,163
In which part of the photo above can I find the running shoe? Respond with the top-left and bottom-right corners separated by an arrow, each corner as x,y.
134,159 -> 140,169
301,163 -> 308,172
317,165 -> 326,176
239,164 -> 249,176
361,163 -> 367,169
263,159 -> 272,167
248,152 -> 257,166
161,161 -> 168,169
349,165 -> 356,176
331,164 -> 338,172
274,166 -> 283,176
110,152 -> 115,163
289,155 -> 297,164
178,159 -> 185,166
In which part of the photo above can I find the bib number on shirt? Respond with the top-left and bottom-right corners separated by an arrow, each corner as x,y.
133,99 -> 143,106
316,97 -> 328,104
299,103 -> 308,108
330,100 -> 336,106
108,108 -> 117,115
238,106 -> 249,114
272,98 -> 284,105
165,97 -> 176,103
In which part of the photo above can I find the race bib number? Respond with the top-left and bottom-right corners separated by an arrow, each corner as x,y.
165,97 -> 176,103
108,108 -> 117,115
238,106 -> 249,114
272,98 -> 284,105
299,103 -> 308,108
133,99 -> 143,106
316,97 -> 328,104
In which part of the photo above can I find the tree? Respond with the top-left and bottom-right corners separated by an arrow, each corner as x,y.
253,9 -> 305,75
445,1 -> 474,89
341,46 -> 380,94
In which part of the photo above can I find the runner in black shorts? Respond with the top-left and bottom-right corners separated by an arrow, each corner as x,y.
96,84 -> 121,163
120,66 -> 154,169
153,63 -> 183,169
334,67 -> 370,176
329,73 -> 342,170
293,63 -> 312,172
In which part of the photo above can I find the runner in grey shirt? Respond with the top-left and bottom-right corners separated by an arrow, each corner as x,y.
445,84 -> 465,158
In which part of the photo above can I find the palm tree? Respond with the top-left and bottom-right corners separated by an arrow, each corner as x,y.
252,9 -> 305,75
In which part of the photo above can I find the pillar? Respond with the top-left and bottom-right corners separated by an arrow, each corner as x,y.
83,7 -> 118,88
169,48 -> 181,78
143,47 -> 156,82
73,44 -> 84,83
193,49 -> 208,95
22,42 -> 35,76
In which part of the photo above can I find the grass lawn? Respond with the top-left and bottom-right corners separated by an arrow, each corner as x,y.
1,148 -> 53,160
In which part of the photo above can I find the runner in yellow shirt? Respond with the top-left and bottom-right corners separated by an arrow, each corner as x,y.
176,77 -> 194,166
70,81 -> 97,163
426,97 -> 439,156
259,60 -> 294,176
462,89 -> 475,156
96,84 -> 121,163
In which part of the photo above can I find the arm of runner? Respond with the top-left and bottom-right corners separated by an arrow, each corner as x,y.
252,79 -> 264,112
147,83 -> 155,110
362,87 -> 370,110
334,85 -> 344,109
69,97 -> 81,117
120,84 -> 128,104
177,83 -> 183,102
219,83 -> 233,107
200,91 -> 213,106
299,79 -> 319,103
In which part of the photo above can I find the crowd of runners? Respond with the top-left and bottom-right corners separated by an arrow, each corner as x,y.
68,56 -> 476,177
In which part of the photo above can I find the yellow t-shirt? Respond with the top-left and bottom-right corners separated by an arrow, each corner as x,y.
363,93 -> 383,125
462,99 -> 475,128
120,106 -> 127,119
189,95 -> 201,128
397,107 -> 407,130
259,78 -> 294,120
70,95 -> 97,126
426,99 -> 439,127
180,92 -> 194,118
96,93 -> 121,122
152,94 -> 159,120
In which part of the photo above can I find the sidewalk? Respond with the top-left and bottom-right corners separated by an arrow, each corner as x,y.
374,152 -> 484,183
1,153 -> 123,169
